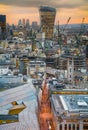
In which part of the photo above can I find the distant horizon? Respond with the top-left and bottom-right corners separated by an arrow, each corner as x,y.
6,19 -> 88,26
5,15 -> 88,26
3,10 -> 88,26
0,0 -> 88,25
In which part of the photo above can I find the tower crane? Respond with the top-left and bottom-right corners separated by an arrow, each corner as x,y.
75,17 -> 85,48
57,17 -> 71,46
80,17 -> 85,35
57,20 -> 62,46
62,17 -> 71,32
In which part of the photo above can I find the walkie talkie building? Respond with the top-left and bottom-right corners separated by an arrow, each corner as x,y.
39,6 -> 56,40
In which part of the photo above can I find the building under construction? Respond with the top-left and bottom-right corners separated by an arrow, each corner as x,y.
57,49 -> 86,83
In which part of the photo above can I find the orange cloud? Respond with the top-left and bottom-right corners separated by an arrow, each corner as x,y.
56,8 -> 88,24
0,4 -> 88,25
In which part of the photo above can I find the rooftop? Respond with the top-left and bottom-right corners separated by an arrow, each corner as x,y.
0,115 -> 18,120
39,6 -> 56,12
61,95 -> 88,112
0,79 -> 39,130
52,94 -> 88,113
61,54 -> 86,59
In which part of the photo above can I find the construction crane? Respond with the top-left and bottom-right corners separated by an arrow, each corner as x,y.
80,17 -> 85,35
57,17 -> 71,47
62,17 -> 71,32
57,20 -> 62,47
75,17 -> 85,48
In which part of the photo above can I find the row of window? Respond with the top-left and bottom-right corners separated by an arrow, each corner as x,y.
53,91 -> 88,94
83,124 -> 88,129
29,65 -> 45,67
59,124 -> 79,130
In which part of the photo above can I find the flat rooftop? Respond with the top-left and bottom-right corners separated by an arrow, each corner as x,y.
39,6 -> 56,12
0,79 -> 40,130
0,115 -> 18,120
52,94 -> 88,113
61,95 -> 88,112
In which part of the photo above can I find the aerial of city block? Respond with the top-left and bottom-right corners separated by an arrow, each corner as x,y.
0,1 -> 88,130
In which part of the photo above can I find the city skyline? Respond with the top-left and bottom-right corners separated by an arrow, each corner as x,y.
0,0 -> 88,25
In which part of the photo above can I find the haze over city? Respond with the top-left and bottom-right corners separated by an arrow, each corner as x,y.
0,0 -> 88,129
0,0 -> 88,25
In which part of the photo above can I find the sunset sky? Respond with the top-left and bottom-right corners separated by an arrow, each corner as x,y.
0,0 -> 88,25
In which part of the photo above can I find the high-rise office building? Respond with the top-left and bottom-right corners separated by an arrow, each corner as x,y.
86,45 -> 88,58
26,19 -> 30,28
32,21 -> 38,29
39,6 -> 56,40
32,21 -> 38,27
0,27 -> 1,35
18,19 -> 22,26
22,18 -> 25,26
0,15 -> 6,32
0,15 -> 6,39
31,21 -> 39,31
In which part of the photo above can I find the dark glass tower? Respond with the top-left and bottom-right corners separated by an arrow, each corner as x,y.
0,15 -> 6,39
39,6 -> 56,40
86,45 -> 88,58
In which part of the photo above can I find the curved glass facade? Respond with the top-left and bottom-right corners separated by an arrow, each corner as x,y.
39,6 -> 56,12
39,6 -> 56,40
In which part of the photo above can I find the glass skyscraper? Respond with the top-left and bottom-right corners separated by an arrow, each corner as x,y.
39,6 -> 56,40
